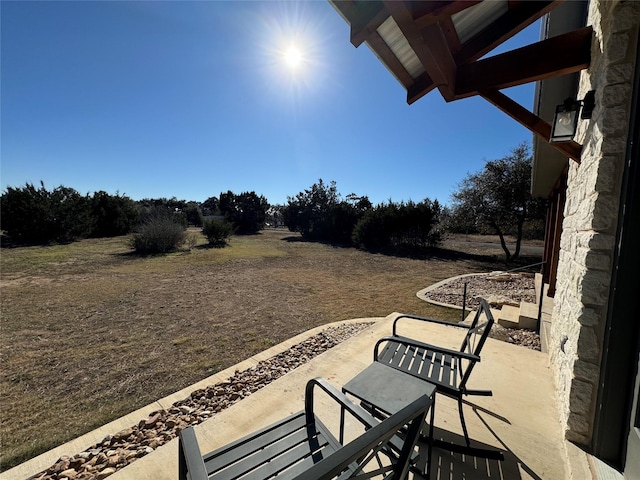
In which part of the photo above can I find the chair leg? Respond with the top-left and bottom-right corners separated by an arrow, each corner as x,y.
431,395 -> 505,461
458,396 -> 471,447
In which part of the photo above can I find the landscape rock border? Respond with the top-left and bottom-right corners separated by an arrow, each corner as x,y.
418,272 -> 538,310
417,273 -> 484,310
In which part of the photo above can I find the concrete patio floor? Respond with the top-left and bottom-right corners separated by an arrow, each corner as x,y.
3,314 -> 577,480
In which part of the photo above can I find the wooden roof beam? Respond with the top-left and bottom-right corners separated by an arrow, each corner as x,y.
421,22 -> 458,101
481,89 -> 582,163
349,1 -> 388,47
456,26 -> 592,99
407,72 -> 437,105
384,1 -> 457,101
407,0 -> 560,104
330,1 -> 414,87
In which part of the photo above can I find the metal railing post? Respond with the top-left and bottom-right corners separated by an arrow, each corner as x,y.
461,282 -> 468,323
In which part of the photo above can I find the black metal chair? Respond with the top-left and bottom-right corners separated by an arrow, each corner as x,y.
178,377 -> 433,480
374,298 -> 499,458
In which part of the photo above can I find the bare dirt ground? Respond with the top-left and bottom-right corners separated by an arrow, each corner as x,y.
0,230 -> 541,470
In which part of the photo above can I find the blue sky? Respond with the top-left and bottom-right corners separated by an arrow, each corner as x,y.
1,1 -> 539,207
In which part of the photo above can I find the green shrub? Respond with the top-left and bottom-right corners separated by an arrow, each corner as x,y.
219,190 -> 269,234
90,191 -> 139,238
352,199 -> 442,252
130,215 -> 186,254
202,218 -> 232,246
282,180 -> 371,244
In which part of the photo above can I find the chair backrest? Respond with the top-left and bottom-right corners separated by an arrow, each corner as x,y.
458,298 -> 494,387
296,391 -> 432,480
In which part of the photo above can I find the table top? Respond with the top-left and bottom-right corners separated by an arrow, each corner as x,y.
343,362 -> 436,416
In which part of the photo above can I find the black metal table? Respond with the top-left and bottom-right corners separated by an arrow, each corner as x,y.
342,362 -> 436,478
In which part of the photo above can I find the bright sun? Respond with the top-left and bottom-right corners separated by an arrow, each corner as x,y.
283,45 -> 303,70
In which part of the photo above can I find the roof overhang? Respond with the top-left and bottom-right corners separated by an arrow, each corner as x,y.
330,0 -> 592,163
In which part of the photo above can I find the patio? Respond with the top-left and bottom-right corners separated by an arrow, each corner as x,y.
4,314 -> 574,480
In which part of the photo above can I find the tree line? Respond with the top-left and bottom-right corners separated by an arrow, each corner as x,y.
1,142 -> 547,260
281,179 -> 442,253
0,184 -> 268,247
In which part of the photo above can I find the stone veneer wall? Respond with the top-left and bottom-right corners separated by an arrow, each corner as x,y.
550,0 -> 640,446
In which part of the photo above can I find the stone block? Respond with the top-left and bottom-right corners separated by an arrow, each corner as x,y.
602,83 -> 632,107
569,379 -> 594,416
576,195 -> 597,228
611,2 -> 640,32
574,359 -> 600,383
577,307 -> 601,327
567,411 -> 590,435
594,156 -> 620,194
518,302 -> 539,330
601,105 -> 631,136
497,304 -> 520,329
604,63 -> 634,85
605,32 -> 630,64
576,231 -> 615,251
601,134 -> 628,155
585,251 -> 611,271
560,231 -> 572,251
577,327 -> 600,363
580,270 -> 611,305
576,247 -> 611,271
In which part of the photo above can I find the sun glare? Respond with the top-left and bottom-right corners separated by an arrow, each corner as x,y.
255,1 -> 332,105
284,45 -> 302,70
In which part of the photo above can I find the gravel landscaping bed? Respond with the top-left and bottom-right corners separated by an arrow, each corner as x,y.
425,272 -> 537,310
28,323 -> 372,480
425,272 -> 541,351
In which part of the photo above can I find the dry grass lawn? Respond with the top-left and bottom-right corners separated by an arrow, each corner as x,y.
0,229 -> 540,471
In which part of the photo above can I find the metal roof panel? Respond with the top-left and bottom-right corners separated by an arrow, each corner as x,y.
376,16 -> 425,79
452,0 -> 509,45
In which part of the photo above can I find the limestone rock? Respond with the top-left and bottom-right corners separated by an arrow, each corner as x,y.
96,467 -> 116,479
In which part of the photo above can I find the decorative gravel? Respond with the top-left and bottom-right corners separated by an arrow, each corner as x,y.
424,272 -> 537,310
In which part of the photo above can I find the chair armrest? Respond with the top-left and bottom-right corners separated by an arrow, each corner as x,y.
178,427 -> 209,480
393,314 -> 470,336
305,377 -> 379,430
375,336 -> 481,363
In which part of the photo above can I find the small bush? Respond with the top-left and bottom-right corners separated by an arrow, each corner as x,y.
184,233 -> 198,250
130,215 -> 186,254
202,218 -> 232,246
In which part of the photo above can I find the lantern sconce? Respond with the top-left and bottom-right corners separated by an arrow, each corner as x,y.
550,90 -> 596,143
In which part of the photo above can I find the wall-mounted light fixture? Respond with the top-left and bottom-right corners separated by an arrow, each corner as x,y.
550,90 -> 596,143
